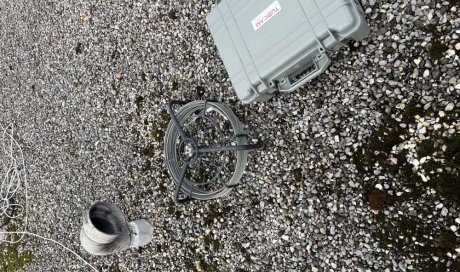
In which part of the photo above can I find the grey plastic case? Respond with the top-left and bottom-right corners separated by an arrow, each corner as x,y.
206,0 -> 370,104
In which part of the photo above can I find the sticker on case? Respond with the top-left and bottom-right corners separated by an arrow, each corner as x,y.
251,0 -> 282,31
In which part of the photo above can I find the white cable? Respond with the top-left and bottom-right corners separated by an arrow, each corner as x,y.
0,124 -> 28,244
0,231 -> 98,272
0,124 -> 98,272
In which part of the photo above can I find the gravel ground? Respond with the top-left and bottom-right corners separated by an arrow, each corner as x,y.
0,0 -> 459,271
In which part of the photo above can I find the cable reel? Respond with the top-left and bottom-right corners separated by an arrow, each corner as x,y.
164,100 -> 263,204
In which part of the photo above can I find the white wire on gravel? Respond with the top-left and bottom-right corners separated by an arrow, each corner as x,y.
0,124 -> 98,272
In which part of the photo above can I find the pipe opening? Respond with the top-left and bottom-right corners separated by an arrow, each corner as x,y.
89,204 -> 123,235
90,217 -> 115,234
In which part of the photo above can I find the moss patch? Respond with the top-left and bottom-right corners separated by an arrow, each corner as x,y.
109,264 -> 122,272
417,139 -> 435,157
171,81 -> 179,91
292,168 -> 302,182
140,144 -> 155,158
429,41 -> 448,60
167,201 -> 175,215
196,86 -> 205,98
157,182 -> 168,193
167,10 -> 178,20
204,204 -> 231,226
354,99 -> 460,270
198,257 -> 218,272
184,252 -> 219,272
151,110 -> 171,142
369,189 -> 395,211
445,133 -> 460,166
140,71 -> 147,82
0,226 -> 34,272
75,42 -> 82,54
234,242 -> 251,263
353,117 -> 406,173
203,234 -> 220,251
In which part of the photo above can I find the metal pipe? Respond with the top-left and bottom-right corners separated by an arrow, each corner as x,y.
80,202 -> 153,256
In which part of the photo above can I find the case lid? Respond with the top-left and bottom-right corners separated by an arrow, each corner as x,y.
207,0 -> 370,103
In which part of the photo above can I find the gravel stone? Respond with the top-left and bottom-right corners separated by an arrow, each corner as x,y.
445,102 -> 455,111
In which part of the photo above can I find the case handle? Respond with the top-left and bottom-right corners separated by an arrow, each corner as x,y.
278,54 -> 331,93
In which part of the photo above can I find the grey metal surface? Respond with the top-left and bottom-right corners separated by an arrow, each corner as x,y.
206,0 -> 370,103
80,202 -> 153,256
80,202 -> 131,256
128,220 -> 154,248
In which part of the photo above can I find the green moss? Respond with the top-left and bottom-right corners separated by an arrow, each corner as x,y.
353,147 -> 369,173
401,103 -> 426,122
375,118 -> 404,153
204,205 -> 231,226
445,133 -> 460,167
157,182 -> 167,193
292,168 -> 302,182
438,228 -> 458,251
424,260 -> 460,272
234,242 -> 251,262
196,86 -> 205,98
167,10 -> 178,20
140,71 -> 147,82
135,95 -> 144,108
175,210 -> 182,220
188,168 -> 208,184
353,117 -> 406,173
141,160 -> 152,172
417,139 -> 435,158
371,231 -> 390,249
184,250 -> 218,272
418,145 -> 460,204
109,264 -> 122,272
199,258 -> 218,272
171,81 -> 179,91
203,234 -> 220,251
429,41 -> 448,60
435,172 -> 460,205
372,215 -> 443,257
422,159 -> 438,174
426,24 -> 438,36
140,144 -> 155,158
184,258 -> 196,271
368,189 -> 395,211
0,226 -> 35,272
167,201 -> 175,215
354,97 -> 460,270
75,42 -> 82,54
151,110 -> 171,142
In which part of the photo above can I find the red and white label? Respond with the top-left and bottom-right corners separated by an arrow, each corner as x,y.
251,0 -> 282,31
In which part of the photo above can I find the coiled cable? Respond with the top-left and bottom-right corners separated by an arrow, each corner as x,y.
164,101 -> 249,201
